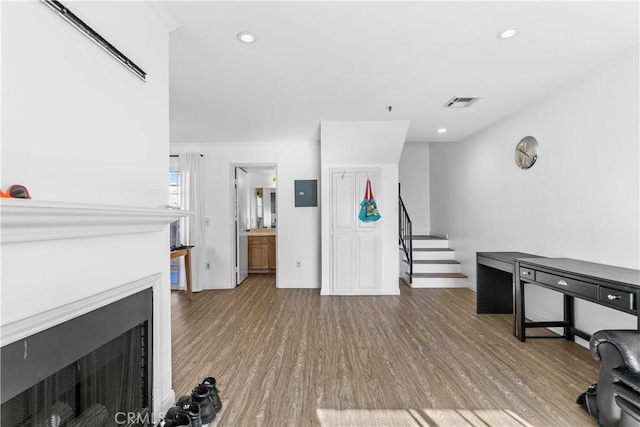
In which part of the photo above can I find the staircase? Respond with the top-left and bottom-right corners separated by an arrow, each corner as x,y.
398,185 -> 467,288
401,235 -> 468,288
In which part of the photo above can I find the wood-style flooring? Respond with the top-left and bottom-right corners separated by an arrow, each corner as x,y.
171,274 -> 599,426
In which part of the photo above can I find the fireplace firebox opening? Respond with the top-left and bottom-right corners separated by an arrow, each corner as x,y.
1,288 -> 153,427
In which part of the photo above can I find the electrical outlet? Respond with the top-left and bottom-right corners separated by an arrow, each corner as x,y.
296,261 -> 301,268
206,263 -> 210,270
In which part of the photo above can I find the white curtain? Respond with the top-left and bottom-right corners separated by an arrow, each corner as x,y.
179,153 -> 206,292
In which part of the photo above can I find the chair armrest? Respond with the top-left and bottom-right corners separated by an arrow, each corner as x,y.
614,367 -> 640,395
590,330 -> 640,427
612,380 -> 640,424
614,396 -> 640,423
591,330 -> 640,371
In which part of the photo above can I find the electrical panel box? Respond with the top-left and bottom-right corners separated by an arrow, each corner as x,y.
294,180 -> 317,207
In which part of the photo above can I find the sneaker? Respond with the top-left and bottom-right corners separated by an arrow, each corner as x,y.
178,402 -> 202,427
202,377 -> 223,413
175,395 -> 192,407
164,402 -> 201,427
164,405 -> 181,421
157,412 -> 191,427
191,384 -> 216,424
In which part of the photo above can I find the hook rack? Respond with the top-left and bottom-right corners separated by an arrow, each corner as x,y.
338,170 -> 375,177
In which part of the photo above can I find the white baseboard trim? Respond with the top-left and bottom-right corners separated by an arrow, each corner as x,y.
277,283 -> 321,289
202,284 -> 235,290
326,291 -> 401,296
161,389 -> 176,416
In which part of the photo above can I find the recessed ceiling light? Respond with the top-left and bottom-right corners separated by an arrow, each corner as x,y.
237,32 -> 256,44
436,128 -> 448,134
497,28 -> 518,40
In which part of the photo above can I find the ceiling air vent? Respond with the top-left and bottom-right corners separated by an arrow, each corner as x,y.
444,97 -> 481,108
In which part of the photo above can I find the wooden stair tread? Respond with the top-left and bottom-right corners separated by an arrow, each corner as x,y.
412,235 -> 447,240
411,273 -> 468,279
412,260 -> 460,264
412,248 -> 453,252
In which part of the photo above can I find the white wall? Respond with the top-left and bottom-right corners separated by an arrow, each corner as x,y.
429,48 -> 640,339
320,121 -> 408,295
1,1 -> 174,415
399,142 -> 431,234
246,169 -> 277,189
170,142 -> 321,289
2,2 -> 168,208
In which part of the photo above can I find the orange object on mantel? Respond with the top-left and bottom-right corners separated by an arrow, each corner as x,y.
0,184 -> 31,199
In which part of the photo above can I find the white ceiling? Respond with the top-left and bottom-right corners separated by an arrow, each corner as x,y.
165,1 -> 639,144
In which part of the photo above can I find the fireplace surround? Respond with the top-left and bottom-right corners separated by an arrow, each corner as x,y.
1,199 -> 187,422
1,288 -> 153,426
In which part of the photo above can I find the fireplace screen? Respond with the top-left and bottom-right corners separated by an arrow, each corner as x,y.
1,289 -> 152,427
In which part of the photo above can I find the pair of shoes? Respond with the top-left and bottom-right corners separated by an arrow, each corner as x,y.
155,412 -> 191,427
164,399 -> 202,427
202,377 -> 223,413
189,385 -> 216,425
188,376 -> 223,424
166,376 -> 222,426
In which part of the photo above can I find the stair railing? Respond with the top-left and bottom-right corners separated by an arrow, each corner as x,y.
399,184 -> 413,283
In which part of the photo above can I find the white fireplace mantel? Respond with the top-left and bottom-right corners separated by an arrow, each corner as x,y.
0,199 -> 190,244
1,199 -> 183,412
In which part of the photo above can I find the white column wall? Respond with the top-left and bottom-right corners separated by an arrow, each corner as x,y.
1,1 -> 174,415
320,121 -> 408,295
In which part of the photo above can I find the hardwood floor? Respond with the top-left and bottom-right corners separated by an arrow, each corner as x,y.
171,274 -> 599,426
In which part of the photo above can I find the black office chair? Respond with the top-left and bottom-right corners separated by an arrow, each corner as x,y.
589,330 -> 640,427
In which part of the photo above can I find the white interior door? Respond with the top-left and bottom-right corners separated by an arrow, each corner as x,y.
235,168 -> 249,285
330,169 -> 382,294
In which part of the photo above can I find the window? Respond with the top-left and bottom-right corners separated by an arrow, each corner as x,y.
169,171 -> 182,287
169,171 -> 181,208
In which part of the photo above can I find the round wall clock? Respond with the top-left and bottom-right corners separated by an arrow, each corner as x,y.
515,136 -> 539,169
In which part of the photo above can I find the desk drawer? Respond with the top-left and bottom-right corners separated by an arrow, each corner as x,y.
519,267 -> 535,280
535,271 -> 597,299
599,286 -> 636,311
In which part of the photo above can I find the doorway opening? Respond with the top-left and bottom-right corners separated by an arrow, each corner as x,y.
233,165 -> 277,287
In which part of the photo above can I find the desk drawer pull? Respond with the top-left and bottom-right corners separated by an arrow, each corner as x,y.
557,280 -> 568,286
599,286 -> 635,311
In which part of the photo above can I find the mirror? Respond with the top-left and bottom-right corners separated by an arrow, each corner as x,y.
250,187 -> 276,228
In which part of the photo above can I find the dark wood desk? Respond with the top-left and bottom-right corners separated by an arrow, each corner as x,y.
171,246 -> 194,300
514,257 -> 640,342
476,252 -> 544,314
